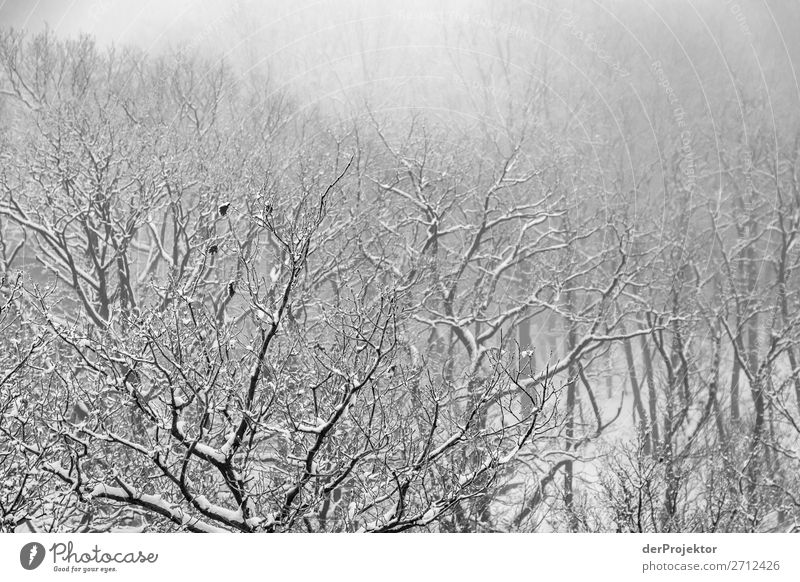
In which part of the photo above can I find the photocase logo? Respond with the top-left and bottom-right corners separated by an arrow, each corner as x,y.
20,542 -> 46,570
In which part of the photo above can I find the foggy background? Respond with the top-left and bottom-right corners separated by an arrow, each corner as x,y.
4,0 -> 798,223
3,1 -> 798,117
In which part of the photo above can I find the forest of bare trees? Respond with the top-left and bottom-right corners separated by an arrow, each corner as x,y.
1,1 -> 800,533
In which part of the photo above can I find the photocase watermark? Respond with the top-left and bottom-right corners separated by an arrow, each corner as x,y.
393,7 -> 631,82
20,542 -> 46,570
651,60 -> 696,194
739,149 -> 757,199
558,9 -> 631,79
725,0 -> 753,39
393,8 -> 538,45
86,0 -> 116,26
18,540 -> 159,574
